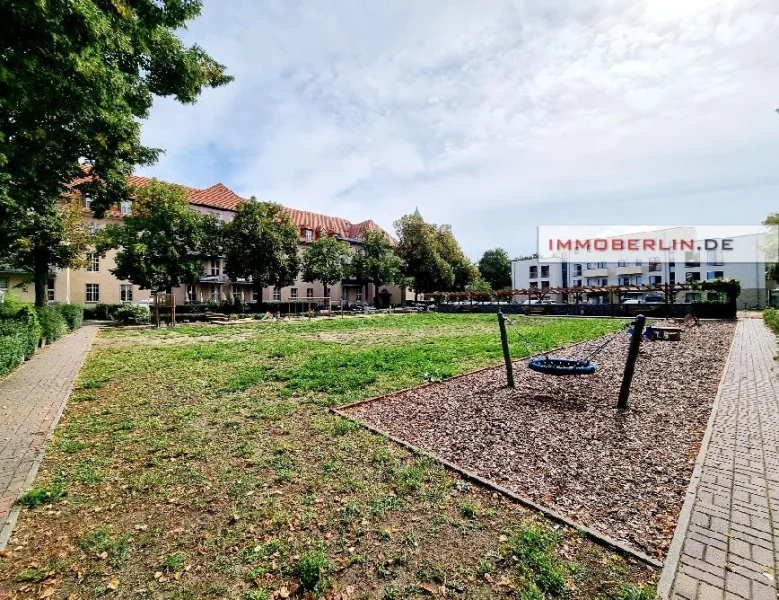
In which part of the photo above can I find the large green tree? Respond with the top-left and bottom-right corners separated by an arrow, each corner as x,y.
97,181 -> 220,294
3,197 -> 92,306
222,201 -> 301,299
765,213 -> 779,283
353,229 -> 403,306
302,233 -> 350,298
0,0 -> 231,304
478,247 -> 512,290
394,215 -> 474,297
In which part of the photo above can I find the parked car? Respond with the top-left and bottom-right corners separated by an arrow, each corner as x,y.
622,295 -> 664,305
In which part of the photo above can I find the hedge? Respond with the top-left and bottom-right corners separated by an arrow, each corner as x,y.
0,320 -> 28,375
764,308 -> 779,335
57,303 -> 84,331
36,306 -> 68,343
114,304 -> 151,325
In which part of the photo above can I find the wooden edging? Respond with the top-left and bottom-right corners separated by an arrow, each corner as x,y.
655,320 -> 739,598
331,406 -> 663,569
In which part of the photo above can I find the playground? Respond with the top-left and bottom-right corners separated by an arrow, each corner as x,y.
344,319 -> 736,562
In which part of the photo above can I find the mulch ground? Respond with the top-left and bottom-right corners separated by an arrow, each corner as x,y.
346,320 -> 736,560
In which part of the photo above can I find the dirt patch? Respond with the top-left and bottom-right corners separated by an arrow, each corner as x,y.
94,331 -> 255,347
347,321 -> 736,560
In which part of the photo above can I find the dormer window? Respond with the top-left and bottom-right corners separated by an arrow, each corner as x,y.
84,194 -> 93,209
304,228 -> 313,241
120,201 -> 132,215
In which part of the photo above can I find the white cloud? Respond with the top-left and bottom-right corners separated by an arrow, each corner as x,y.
139,0 -> 779,258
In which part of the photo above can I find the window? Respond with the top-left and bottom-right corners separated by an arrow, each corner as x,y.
707,271 -> 724,280
529,281 -> 538,289
686,272 -> 701,282
669,272 -> 676,283
573,279 -> 582,288
290,288 -> 298,299
540,280 -> 550,289
120,284 -> 133,302
617,260 -> 627,267
210,258 -> 220,276
273,288 -> 281,301
634,259 -> 642,266
356,288 -> 363,302
649,275 -> 662,285
618,276 -> 630,286
187,285 -> 197,303
306,288 -> 314,298
648,257 -> 661,272
684,252 -> 700,268
572,264 -> 582,277
233,285 -> 242,300
0,277 -> 8,292
341,288 -> 348,301
586,278 -> 607,286
540,265 -> 550,278
85,283 -> 100,303
84,194 -> 93,209
47,278 -> 55,302
707,250 -> 724,266
120,201 -> 132,215
252,289 -> 259,303
529,265 -> 538,278
86,253 -> 99,272
210,285 -> 219,302
586,262 -> 608,270
635,276 -> 643,285
304,229 -> 313,242
686,292 -> 702,303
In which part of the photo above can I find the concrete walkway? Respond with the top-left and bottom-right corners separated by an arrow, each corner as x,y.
0,326 -> 97,548
661,319 -> 779,599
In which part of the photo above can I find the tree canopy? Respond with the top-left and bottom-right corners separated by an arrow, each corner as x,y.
353,229 -> 403,305
97,181 -> 219,293
478,247 -> 512,290
764,213 -> 779,282
222,201 -> 300,295
302,233 -> 350,298
394,215 -> 475,295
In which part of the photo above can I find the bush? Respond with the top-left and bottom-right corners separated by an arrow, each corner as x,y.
10,305 -> 40,359
0,321 -> 27,375
764,308 -> 779,335
114,304 -> 151,325
84,303 -> 121,320
36,306 -> 68,343
57,303 -> 84,331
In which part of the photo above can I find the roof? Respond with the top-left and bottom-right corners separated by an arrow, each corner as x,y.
71,167 -> 393,242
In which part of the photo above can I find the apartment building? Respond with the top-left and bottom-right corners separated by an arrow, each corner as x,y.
0,176 -> 409,308
512,249 -> 771,309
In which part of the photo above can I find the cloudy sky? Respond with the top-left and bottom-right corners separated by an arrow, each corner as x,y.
139,0 -> 779,260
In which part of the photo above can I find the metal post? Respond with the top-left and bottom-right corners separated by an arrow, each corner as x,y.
497,311 -> 516,388
617,314 -> 645,410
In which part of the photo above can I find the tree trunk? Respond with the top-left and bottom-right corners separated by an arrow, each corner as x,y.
166,286 -> 175,327
323,283 -> 329,299
374,282 -> 380,307
33,247 -> 50,308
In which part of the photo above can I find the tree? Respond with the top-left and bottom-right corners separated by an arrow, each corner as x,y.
478,248 -> 512,290
3,197 -> 91,306
97,181 -> 219,295
302,233 -> 350,298
223,201 -> 300,299
468,277 -> 492,292
357,229 -> 404,306
394,215 -> 474,297
0,0 -> 232,304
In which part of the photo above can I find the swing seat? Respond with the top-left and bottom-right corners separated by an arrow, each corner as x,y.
527,357 -> 596,376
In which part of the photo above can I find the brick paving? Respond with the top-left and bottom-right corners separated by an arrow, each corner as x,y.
667,319 -> 779,599
0,327 -> 97,547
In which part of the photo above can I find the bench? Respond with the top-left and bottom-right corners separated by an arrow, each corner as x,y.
206,312 -> 229,323
652,325 -> 682,341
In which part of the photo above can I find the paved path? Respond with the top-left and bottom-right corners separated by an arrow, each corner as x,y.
0,326 -> 97,548
662,319 -> 779,599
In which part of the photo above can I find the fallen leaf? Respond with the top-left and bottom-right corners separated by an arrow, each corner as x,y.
107,579 -> 119,591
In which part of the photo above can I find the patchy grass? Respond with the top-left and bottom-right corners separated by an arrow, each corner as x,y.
0,314 -> 656,598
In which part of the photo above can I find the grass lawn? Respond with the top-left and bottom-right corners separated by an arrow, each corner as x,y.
2,314 -> 657,599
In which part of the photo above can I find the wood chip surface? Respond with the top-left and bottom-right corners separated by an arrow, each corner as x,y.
347,320 -> 736,559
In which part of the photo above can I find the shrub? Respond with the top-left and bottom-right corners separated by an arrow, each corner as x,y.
114,304 -> 151,325
57,303 -> 84,331
0,321 -> 26,375
764,308 -> 779,335
9,305 -> 40,359
36,306 -> 68,342
298,550 -> 329,592
84,303 -> 121,320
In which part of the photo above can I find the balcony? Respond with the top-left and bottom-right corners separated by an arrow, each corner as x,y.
200,274 -> 229,283
582,268 -> 608,278
615,265 -> 643,276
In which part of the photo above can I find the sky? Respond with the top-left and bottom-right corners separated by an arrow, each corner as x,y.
138,0 -> 779,260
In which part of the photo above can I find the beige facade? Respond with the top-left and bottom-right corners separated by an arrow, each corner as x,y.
1,180 -> 411,308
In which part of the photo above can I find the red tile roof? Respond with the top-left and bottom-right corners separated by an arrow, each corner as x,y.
72,167 -> 392,242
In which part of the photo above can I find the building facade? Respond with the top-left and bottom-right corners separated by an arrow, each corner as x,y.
1,177 -> 409,308
512,252 -> 771,309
